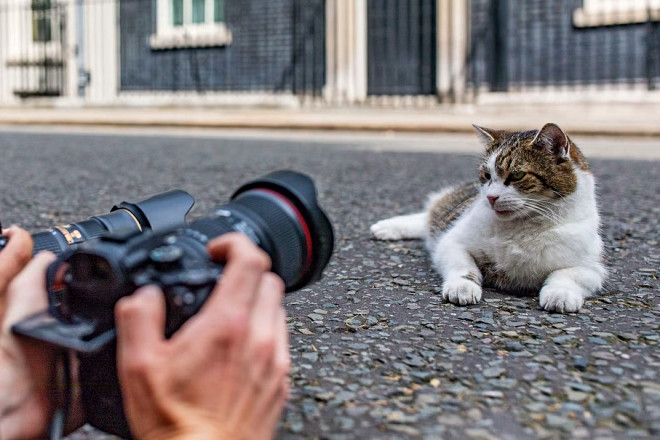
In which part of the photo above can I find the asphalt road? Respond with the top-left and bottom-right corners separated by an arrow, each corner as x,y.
0,129 -> 658,440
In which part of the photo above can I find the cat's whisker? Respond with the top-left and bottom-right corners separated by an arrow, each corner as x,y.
512,198 -> 563,224
523,203 -> 562,224
372,123 -> 605,315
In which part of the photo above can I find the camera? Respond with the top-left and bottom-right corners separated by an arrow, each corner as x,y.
0,189 -> 195,255
13,170 -> 334,439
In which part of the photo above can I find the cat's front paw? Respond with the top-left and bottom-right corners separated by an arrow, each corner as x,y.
370,219 -> 405,241
442,278 -> 482,306
539,285 -> 584,313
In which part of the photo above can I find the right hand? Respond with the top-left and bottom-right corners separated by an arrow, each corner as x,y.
115,233 -> 291,440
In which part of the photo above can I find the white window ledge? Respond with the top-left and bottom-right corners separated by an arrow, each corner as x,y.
574,6 -> 660,27
150,23 -> 232,50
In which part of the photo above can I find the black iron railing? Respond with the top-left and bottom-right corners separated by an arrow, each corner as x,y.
0,0 -> 67,98
1,0 -> 658,102
468,0 -> 660,93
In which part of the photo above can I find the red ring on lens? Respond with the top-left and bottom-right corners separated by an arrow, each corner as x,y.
256,189 -> 313,273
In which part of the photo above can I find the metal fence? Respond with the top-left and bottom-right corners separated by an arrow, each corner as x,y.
0,0 -> 68,98
1,0 -> 659,105
468,0 -> 660,93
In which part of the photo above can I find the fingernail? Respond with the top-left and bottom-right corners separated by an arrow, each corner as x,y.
135,285 -> 161,297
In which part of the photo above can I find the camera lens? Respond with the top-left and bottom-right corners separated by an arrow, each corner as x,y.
188,170 -> 334,292
0,190 -> 194,256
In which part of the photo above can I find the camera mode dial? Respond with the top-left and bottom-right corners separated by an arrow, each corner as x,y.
149,244 -> 184,270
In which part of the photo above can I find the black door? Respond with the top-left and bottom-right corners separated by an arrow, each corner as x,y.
367,0 -> 437,95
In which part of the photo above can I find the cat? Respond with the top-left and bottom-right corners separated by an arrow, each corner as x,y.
370,123 -> 606,313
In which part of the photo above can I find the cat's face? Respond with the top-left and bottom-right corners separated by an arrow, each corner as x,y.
473,123 -> 590,221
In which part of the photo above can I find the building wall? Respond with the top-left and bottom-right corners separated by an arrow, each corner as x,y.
469,0 -> 659,91
119,0 -> 325,94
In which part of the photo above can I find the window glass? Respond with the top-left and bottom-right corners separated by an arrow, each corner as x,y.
32,0 -> 52,42
172,0 -> 183,26
192,0 -> 205,24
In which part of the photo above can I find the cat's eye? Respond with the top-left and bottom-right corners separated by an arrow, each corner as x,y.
483,172 -> 491,181
509,171 -> 526,181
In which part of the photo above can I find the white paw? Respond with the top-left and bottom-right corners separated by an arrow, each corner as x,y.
539,285 -> 584,313
442,278 -> 482,306
370,219 -> 406,241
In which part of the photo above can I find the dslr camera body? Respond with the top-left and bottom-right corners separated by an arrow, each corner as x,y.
13,170 -> 334,439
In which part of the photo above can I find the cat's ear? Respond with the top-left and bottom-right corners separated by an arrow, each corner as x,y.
472,125 -> 498,146
533,123 -> 571,159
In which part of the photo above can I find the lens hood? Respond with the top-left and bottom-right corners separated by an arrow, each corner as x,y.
231,170 -> 334,289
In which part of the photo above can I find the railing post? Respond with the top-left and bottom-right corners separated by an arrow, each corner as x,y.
490,0 -> 508,92
647,7 -> 658,91
76,0 -> 87,97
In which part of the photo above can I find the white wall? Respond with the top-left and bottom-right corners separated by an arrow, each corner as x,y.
82,0 -> 118,102
0,0 -> 118,105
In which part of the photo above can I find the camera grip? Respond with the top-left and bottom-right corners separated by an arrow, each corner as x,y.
79,343 -> 134,439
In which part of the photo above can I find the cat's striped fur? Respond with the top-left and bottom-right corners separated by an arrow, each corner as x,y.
371,123 -> 606,313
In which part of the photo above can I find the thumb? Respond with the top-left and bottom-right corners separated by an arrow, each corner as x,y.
2,251 -> 55,327
0,226 -> 33,302
115,286 -> 166,362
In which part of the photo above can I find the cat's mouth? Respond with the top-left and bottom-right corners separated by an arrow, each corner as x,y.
494,208 -> 515,217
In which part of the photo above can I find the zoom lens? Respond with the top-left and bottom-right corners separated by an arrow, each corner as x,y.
187,171 -> 333,292
0,190 -> 194,256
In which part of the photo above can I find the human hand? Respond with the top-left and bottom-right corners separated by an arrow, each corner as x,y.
0,226 -> 83,439
116,232 -> 291,440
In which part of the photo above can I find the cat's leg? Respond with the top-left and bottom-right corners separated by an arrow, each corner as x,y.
430,234 -> 483,306
539,264 -> 606,313
370,212 -> 427,241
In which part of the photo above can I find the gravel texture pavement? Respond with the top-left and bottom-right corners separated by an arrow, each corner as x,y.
0,129 -> 658,440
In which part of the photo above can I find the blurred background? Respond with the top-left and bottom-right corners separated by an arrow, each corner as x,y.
0,0 -> 657,109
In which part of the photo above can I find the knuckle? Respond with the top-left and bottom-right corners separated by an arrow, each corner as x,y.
214,310 -> 248,344
121,351 -> 154,378
253,337 -> 276,361
15,247 -> 32,267
274,356 -> 292,377
241,250 -> 271,273
115,296 -> 141,321
263,273 -> 285,294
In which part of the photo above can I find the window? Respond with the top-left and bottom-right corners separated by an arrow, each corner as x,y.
574,0 -> 660,27
151,0 -> 232,49
32,0 -> 52,42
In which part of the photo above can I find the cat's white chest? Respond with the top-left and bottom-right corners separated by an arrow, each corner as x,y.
481,223 -> 558,286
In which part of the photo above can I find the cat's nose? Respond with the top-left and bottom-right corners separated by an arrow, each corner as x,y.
487,195 -> 499,206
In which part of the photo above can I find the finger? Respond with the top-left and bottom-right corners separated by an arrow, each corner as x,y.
246,273 -> 285,368
115,287 -> 168,440
202,233 -> 271,323
251,306 -> 291,422
229,274 -> 286,424
115,286 -> 166,370
0,226 -> 33,301
244,273 -> 285,376
2,251 -> 55,326
259,378 -> 290,440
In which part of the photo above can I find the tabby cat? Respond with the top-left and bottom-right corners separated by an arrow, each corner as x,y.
370,123 -> 606,313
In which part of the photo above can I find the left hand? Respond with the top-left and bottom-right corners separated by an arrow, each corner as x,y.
0,226 -> 83,439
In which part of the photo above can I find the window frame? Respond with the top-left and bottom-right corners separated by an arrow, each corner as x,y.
573,0 -> 660,27
150,0 -> 232,50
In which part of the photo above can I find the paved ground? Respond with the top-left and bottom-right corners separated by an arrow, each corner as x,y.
0,128 -> 658,439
